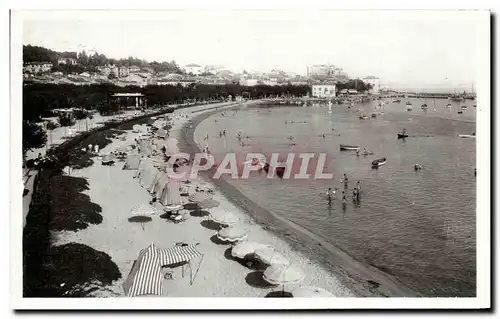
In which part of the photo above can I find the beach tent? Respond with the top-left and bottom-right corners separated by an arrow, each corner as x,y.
124,154 -> 141,170
151,173 -> 169,199
123,243 -> 204,297
159,180 -> 182,206
138,159 -> 157,189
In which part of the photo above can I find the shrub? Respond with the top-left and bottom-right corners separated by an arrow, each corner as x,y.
73,109 -> 90,120
57,113 -> 76,127
46,121 -> 59,130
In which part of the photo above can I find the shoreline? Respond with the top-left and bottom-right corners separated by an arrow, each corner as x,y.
177,101 -> 421,297
48,101 -> 354,297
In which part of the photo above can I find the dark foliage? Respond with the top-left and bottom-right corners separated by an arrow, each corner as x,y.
46,121 -> 60,130
48,175 -> 103,231
73,109 -> 91,120
336,79 -> 373,92
42,243 -> 122,297
22,121 -> 47,156
57,113 -> 76,127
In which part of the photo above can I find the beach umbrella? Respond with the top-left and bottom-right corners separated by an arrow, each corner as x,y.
130,204 -> 157,230
217,226 -> 248,242
254,247 -> 290,266
263,264 -> 304,295
209,210 -> 238,226
102,153 -> 115,163
292,286 -> 334,298
199,199 -> 220,210
188,192 -> 213,203
231,242 -> 271,259
128,215 -> 153,231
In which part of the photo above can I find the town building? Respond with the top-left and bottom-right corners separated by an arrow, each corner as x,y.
204,65 -> 224,74
23,62 -> 53,73
129,65 -> 141,73
184,63 -> 203,75
57,57 -> 77,65
118,66 -> 130,78
240,78 -> 258,87
311,84 -> 337,98
363,75 -> 380,94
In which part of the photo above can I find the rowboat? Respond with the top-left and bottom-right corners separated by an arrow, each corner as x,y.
458,111 -> 463,114
397,134 -> 409,139
421,104 -> 428,109
340,144 -> 360,151
461,105 -> 467,109
359,115 -> 369,120
371,113 -> 377,118
458,134 -> 476,138
372,158 -> 387,168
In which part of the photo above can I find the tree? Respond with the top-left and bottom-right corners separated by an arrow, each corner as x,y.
23,121 -> 47,157
57,113 -> 75,127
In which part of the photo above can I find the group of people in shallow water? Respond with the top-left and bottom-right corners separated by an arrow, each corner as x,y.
326,174 -> 362,206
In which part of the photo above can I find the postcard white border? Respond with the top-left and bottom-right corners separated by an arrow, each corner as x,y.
8,3 -> 491,311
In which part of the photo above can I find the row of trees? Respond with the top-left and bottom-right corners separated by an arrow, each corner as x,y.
23,45 -> 183,74
22,83 -> 310,157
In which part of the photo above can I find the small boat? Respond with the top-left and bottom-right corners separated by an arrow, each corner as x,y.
406,101 -> 412,105
371,157 -> 387,168
458,134 -> 476,138
362,151 -> 374,156
446,103 -> 452,108
393,99 -> 401,103
397,133 -> 409,139
473,104 -> 477,108
371,113 -> 377,118
421,104 -> 428,109
458,111 -> 463,114
414,164 -> 423,171
359,115 -> 369,120
461,105 -> 467,109
340,144 -> 360,151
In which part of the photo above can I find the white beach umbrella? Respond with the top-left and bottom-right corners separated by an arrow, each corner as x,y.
209,210 -> 238,226
231,242 -> 271,259
217,226 -> 248,242
263,264 -> 304,286
131,204 -> 157,216
292,286 -> 334,298
199,199 -> 220,210
254,247 -> 290,266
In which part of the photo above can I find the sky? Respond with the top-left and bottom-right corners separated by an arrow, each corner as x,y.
21,10 -> 488,91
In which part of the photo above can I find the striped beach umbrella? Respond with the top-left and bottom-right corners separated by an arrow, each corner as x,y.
188,192 -> 213,203
292,286 -> 334,297
231,242 -> 271,259
209,210 -> 238,226
254,247 -> 290,266
217,226 -> 248,242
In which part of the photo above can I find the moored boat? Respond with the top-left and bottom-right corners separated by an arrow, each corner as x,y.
461,105 -> 467,109
421,104 -> 428,109
458,111 -> 463,114
340,144 -> 360,151
359,114 -> 369,120
458,134 -> 476,138
371,113 -> 377,118
397,133 -> 409,139
371,157 -> 387,168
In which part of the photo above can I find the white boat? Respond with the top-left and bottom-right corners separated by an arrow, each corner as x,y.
458,134 -> 476,138
328,101 -> 332,114
446,104 -> 452,108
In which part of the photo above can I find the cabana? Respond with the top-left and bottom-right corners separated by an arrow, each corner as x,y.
123,243 -> 204,297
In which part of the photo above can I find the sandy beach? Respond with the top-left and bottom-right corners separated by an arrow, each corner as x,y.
51,101 -> 354,297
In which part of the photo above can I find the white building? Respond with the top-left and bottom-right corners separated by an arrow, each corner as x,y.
240,78 -> 258,86
23,62 -> 53,73
363,76 -> 380,94
311,84 -> 336,98
57,57 -> 77,65
184,63 -> 203,75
